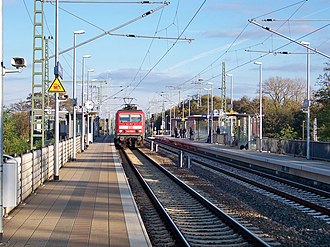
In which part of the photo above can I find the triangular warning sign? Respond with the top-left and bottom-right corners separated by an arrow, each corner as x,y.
48,77 -> 66,93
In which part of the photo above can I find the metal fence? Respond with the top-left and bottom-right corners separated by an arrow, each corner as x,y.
4,137 -> 81,215
260,138 -> 330,162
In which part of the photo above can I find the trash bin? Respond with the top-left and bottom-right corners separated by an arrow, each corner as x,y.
3,154 -> 18,208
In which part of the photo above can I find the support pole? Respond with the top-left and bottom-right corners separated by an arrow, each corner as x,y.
53,0 -> 60,180
305,42 -> 311,160
178,151 -> 183,168
0,0 -> 4,240
187,155 -> 191,169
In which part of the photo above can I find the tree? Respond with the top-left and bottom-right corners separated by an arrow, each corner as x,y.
3,110 -> 30,155
313,63 -> 330,141
9,99 -> 31,112
262,77 -> 304,138
233,96 -> 255,114
13,111 -> 30,141
263,76 -> 305,107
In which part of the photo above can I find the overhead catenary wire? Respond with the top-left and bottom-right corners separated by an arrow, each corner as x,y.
22,0 -> 34,25
126,0 -> 207,96
44,0 -> 165,3
108,33 -> 193,41
249,19 -> 330,60
191,0 -> 308,85
204,23 -> 330,84
159,0 -> 309,101
123,3 -> 167,92
127,0 -> 184,92
44,2 -> 171,84
160,0 -> 315,103
47,2 -> 170,59
19,0 -> 328,113
262,18 -> 330,22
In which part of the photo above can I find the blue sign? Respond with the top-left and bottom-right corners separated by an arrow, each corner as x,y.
54,61 -> 63,80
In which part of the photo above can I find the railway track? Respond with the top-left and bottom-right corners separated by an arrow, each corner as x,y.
151,139 -> 330,224
119,149 -> 178,246
122,147 -> 270,247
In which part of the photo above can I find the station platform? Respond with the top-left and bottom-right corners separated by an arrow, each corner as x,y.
3,136 -> 151,247
153,136 -> 330,186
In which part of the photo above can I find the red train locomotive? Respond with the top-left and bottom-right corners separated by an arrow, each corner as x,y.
114,104 -> 145,148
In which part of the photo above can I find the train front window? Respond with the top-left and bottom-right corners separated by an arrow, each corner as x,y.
119,114 -> 130,122
131,114 -> 142,123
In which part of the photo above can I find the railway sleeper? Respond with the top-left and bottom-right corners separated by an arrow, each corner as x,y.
173,214 -> 219,220
181,226 -> 231,233
187,236 -> 247,246
182,230 -> 239,236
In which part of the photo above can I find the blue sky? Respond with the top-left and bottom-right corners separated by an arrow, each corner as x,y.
3,0 -> 330,115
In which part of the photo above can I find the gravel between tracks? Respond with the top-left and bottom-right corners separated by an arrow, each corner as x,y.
142,148 -> 330,247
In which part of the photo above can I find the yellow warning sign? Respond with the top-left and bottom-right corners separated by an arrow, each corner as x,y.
48,77 -> 66,93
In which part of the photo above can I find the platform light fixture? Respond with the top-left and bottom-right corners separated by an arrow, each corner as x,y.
87,68 -> 94,145
254,61 -> 263,151
72,30 -> 85,161
81,54 -> 91,151
301,41 -> 311,160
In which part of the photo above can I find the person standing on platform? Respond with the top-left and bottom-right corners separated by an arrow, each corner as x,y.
179,128 -> 183,138
174,127 -> 178,138
207,128 -> 211,143
189,127 -> 194,140
216,126 -> 220,143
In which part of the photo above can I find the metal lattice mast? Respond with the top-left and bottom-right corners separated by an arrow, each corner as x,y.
30,0 -> 45,149
44,36 -> 51,108
44,36 -> 52,139
221,62 -> 226,112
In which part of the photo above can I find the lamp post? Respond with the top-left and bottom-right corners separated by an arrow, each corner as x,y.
204,86 -> 212,142
91,79 -> 97,104
188,96 -> 191,117
72,30 -> 85,160
302,120 -> 305,140
226,74 -> 233,110
208,82 -> 214,143
87,69 -> 94,101
54,0 -> 60,181
254,61 -> 263,151
301,41 -> 311,160
81,55 -> 91,151
87,69 -> 94,145
165,115 -> 168,133
226,74 -> 234,145
169,103 -> 172,135
0,3 -> 4,239
182,98 -> 185,119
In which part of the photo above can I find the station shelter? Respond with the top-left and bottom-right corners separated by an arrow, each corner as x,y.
171,112 -> 260,148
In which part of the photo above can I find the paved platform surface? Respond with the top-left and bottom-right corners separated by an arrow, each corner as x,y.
3,136 -> 151,247
154,136 -> 330,184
